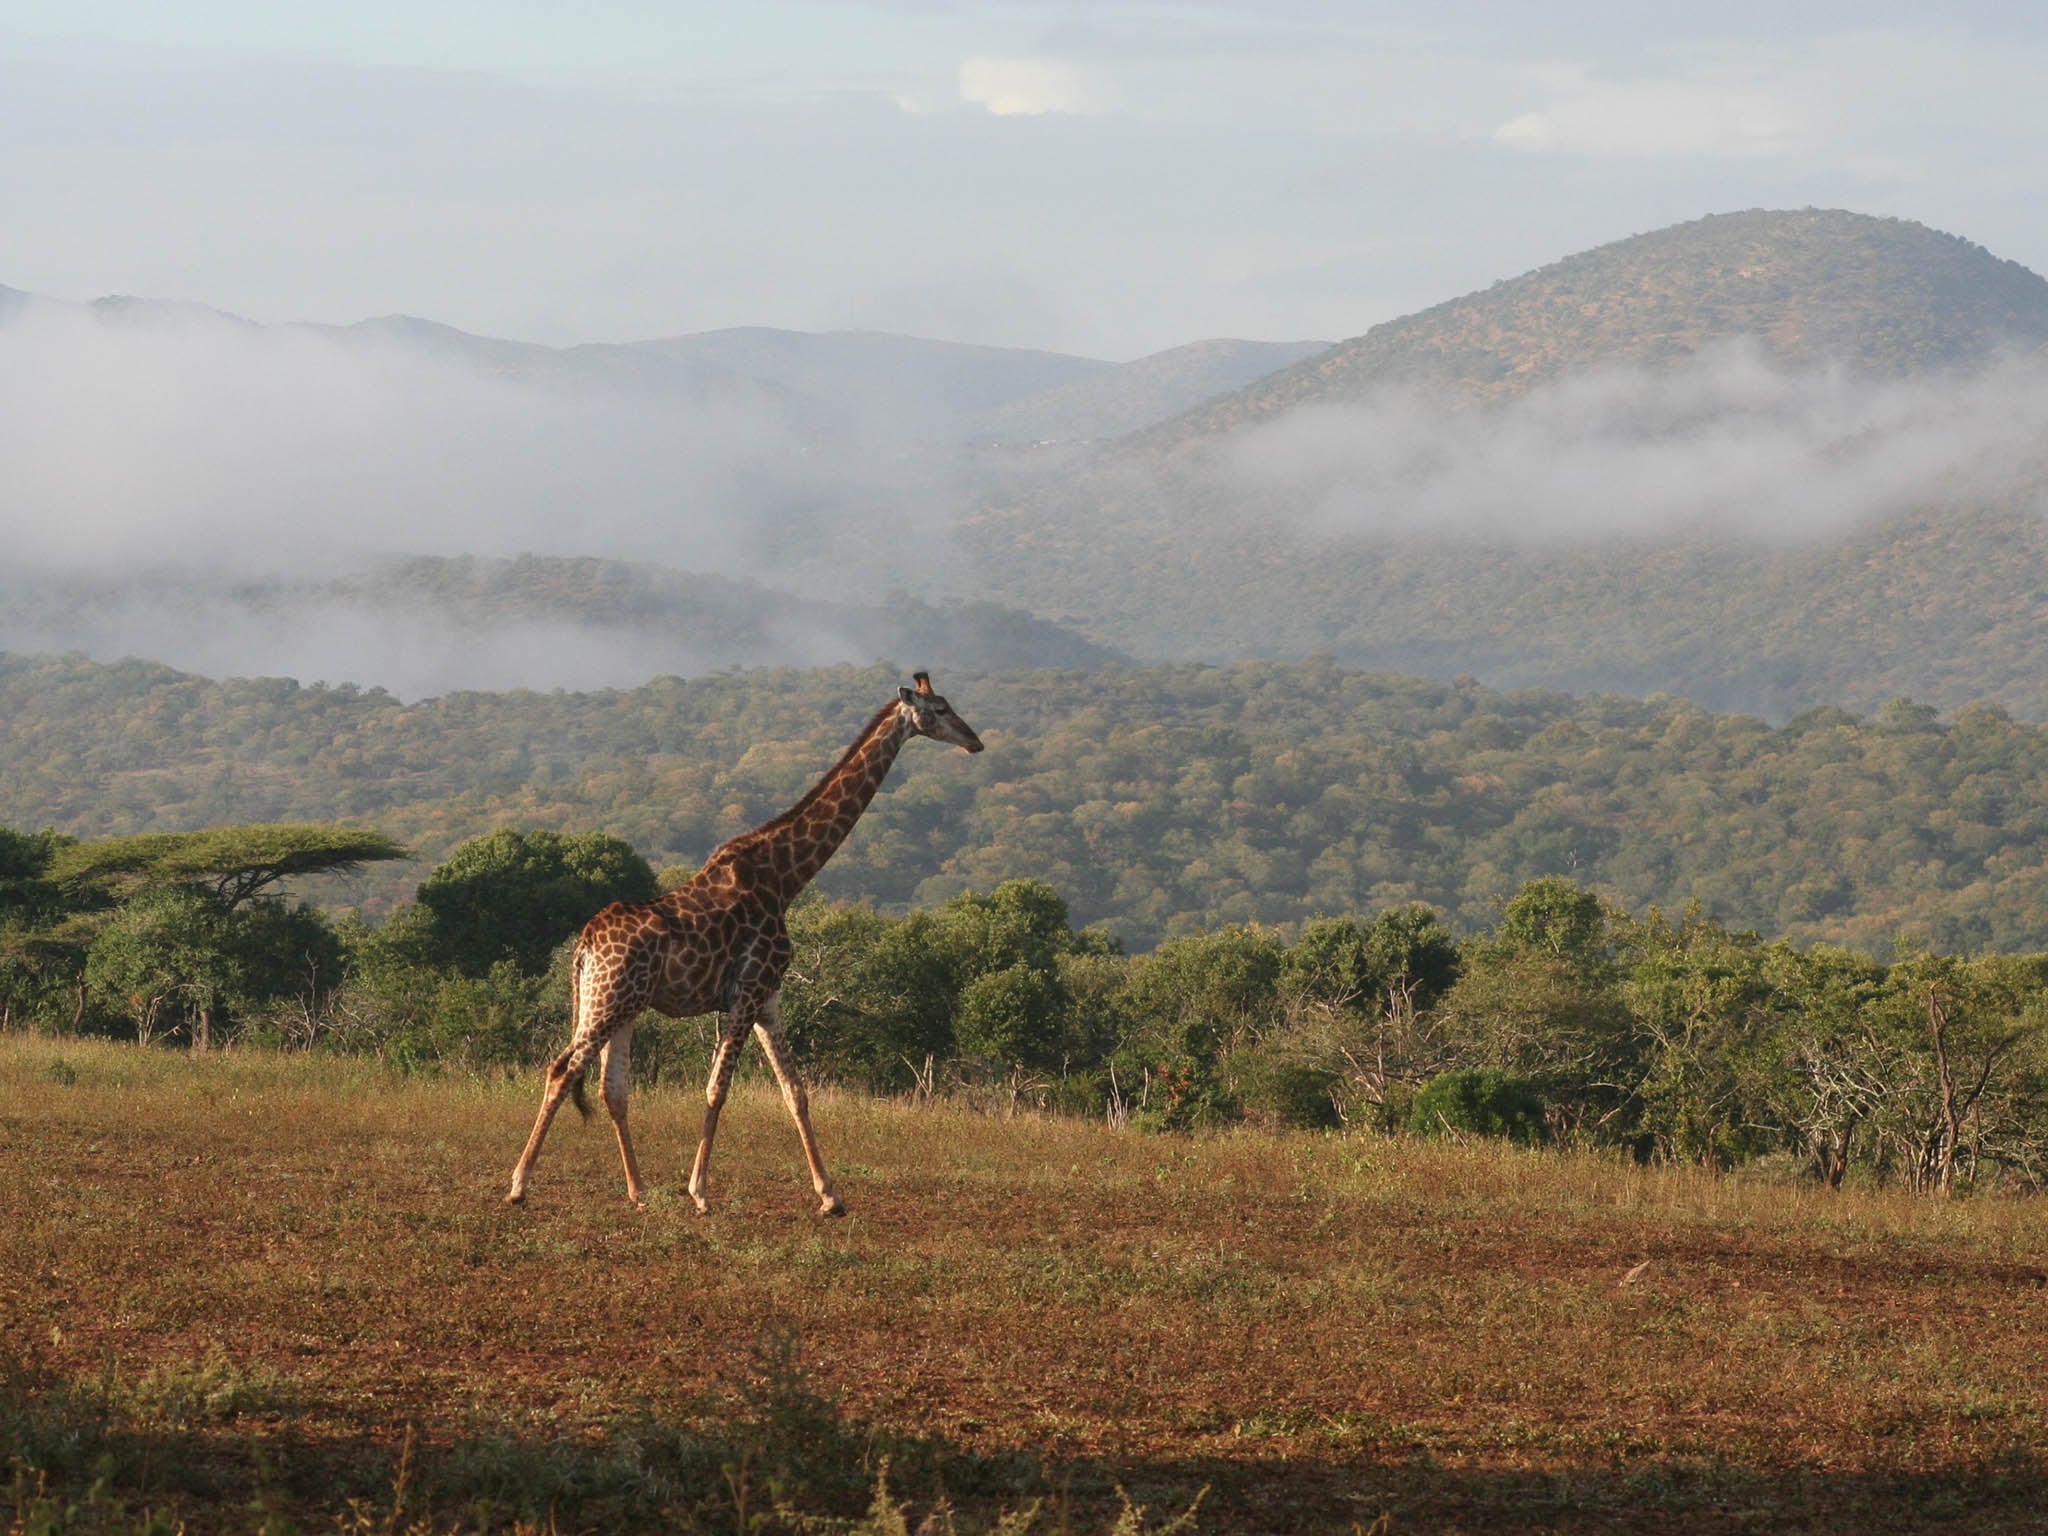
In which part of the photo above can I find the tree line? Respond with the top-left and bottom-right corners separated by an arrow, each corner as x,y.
5,819 -> 2044,1194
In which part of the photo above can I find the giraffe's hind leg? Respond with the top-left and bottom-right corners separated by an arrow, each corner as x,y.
600,1026 -> 648,1208
687,1014 -> 750,1214
507,966 -> 635,1204
753,995 -> 844,1217
506,1035 -> 596,1204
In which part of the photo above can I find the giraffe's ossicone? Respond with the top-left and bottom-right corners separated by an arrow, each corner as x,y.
505,673 -> 984,1215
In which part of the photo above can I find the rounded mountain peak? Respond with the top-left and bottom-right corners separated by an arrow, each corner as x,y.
1164,209 -> 2048,436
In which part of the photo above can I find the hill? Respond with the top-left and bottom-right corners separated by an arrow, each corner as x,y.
964,211 -> 2048,720
10,653 -> 2048,953
961,497 -> 2048,722
1147,208 -> 2048,440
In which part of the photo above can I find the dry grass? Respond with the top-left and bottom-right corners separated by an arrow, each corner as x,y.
3,1035 -> 2046,1533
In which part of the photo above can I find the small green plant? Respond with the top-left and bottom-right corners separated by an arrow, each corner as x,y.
116,1349 -> 280,1430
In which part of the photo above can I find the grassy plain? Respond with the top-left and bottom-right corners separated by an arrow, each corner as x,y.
3,1035 -> 2046,1534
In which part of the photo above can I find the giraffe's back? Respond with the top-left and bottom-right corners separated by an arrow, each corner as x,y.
577,882 -> 788,1022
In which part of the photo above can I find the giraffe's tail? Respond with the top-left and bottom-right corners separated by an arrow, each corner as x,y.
564,943 -> 593,1121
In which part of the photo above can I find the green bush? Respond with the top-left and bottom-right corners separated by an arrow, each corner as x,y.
1409,1069 -> 1547,1144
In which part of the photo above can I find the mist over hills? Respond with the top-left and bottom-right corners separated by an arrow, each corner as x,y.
10,207 -> 2048,717
0,281 -> 1324,692
0,556 -> 1118,699
969,338 -> 1329,445
970,209 -> 2048,719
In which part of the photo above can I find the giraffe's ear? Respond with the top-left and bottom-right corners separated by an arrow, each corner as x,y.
898,686 -> 917,704
913,671 -> 934,695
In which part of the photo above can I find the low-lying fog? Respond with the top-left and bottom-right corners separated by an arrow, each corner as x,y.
8,294 -> 2048,699
1221,341 -> 2048,542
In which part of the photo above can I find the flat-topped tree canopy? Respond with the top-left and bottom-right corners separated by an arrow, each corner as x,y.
48,824 -> 408,909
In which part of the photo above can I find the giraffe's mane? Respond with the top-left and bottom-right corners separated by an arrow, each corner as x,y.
706,699 -> 901,862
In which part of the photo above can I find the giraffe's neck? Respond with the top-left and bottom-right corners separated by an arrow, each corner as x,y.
749,702 -> 912,907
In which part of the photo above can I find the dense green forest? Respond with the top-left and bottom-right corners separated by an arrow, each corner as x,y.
964,496 -> 2048,721
11,653 -> 2048,953
6,821 -> 2045,1194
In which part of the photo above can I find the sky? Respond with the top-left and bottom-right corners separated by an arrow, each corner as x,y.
4,3 -> 2048,359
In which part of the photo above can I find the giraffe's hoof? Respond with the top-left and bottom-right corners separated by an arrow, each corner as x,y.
690,1194 -> 711,1215
819,1197 -> 847,1218
504,1192 -> 526,1206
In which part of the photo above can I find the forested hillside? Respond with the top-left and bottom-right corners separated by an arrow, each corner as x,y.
963,502 -> 2048,720
9,652 -> 2048,952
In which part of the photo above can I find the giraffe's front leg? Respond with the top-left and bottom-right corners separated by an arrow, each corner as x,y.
687,1014 -> 750,1214
753,994 -> 845,1217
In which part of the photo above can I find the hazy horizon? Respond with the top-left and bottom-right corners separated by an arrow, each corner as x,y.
8,5 -> 2048,358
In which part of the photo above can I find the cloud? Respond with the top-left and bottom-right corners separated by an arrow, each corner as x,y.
0,297 -> 965,575
0,294 -> 977,692
1494,72 -> 1816,159
958,56 -> 1103,116
1221,343 -> 2048,545
0,588 -> 897,700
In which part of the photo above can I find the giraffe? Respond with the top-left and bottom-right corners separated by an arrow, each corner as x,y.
505,672 -> 983,1216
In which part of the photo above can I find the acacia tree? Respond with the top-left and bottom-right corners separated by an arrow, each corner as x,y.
1,827 -> 78,1029
1117,926 -> 1284,1128
82,887 -> 343,1047
1747,945 -> 1891,1186
1618,905 -> 1775,1168
49,825 -> 407,910
935,880 -> 1082,1073
19,824 -> 400,1040
1864,952 -> 2047,1194
781,901 -> 956,1089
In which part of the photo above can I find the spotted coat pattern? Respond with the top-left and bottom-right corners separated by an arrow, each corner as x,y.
505,675 -> 983,1215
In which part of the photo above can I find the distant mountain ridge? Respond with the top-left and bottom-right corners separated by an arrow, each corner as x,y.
21,206 -> 2048,720
1,284 -> 1320,444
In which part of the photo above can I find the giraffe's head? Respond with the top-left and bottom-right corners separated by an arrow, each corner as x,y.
898,672 -> 984,753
